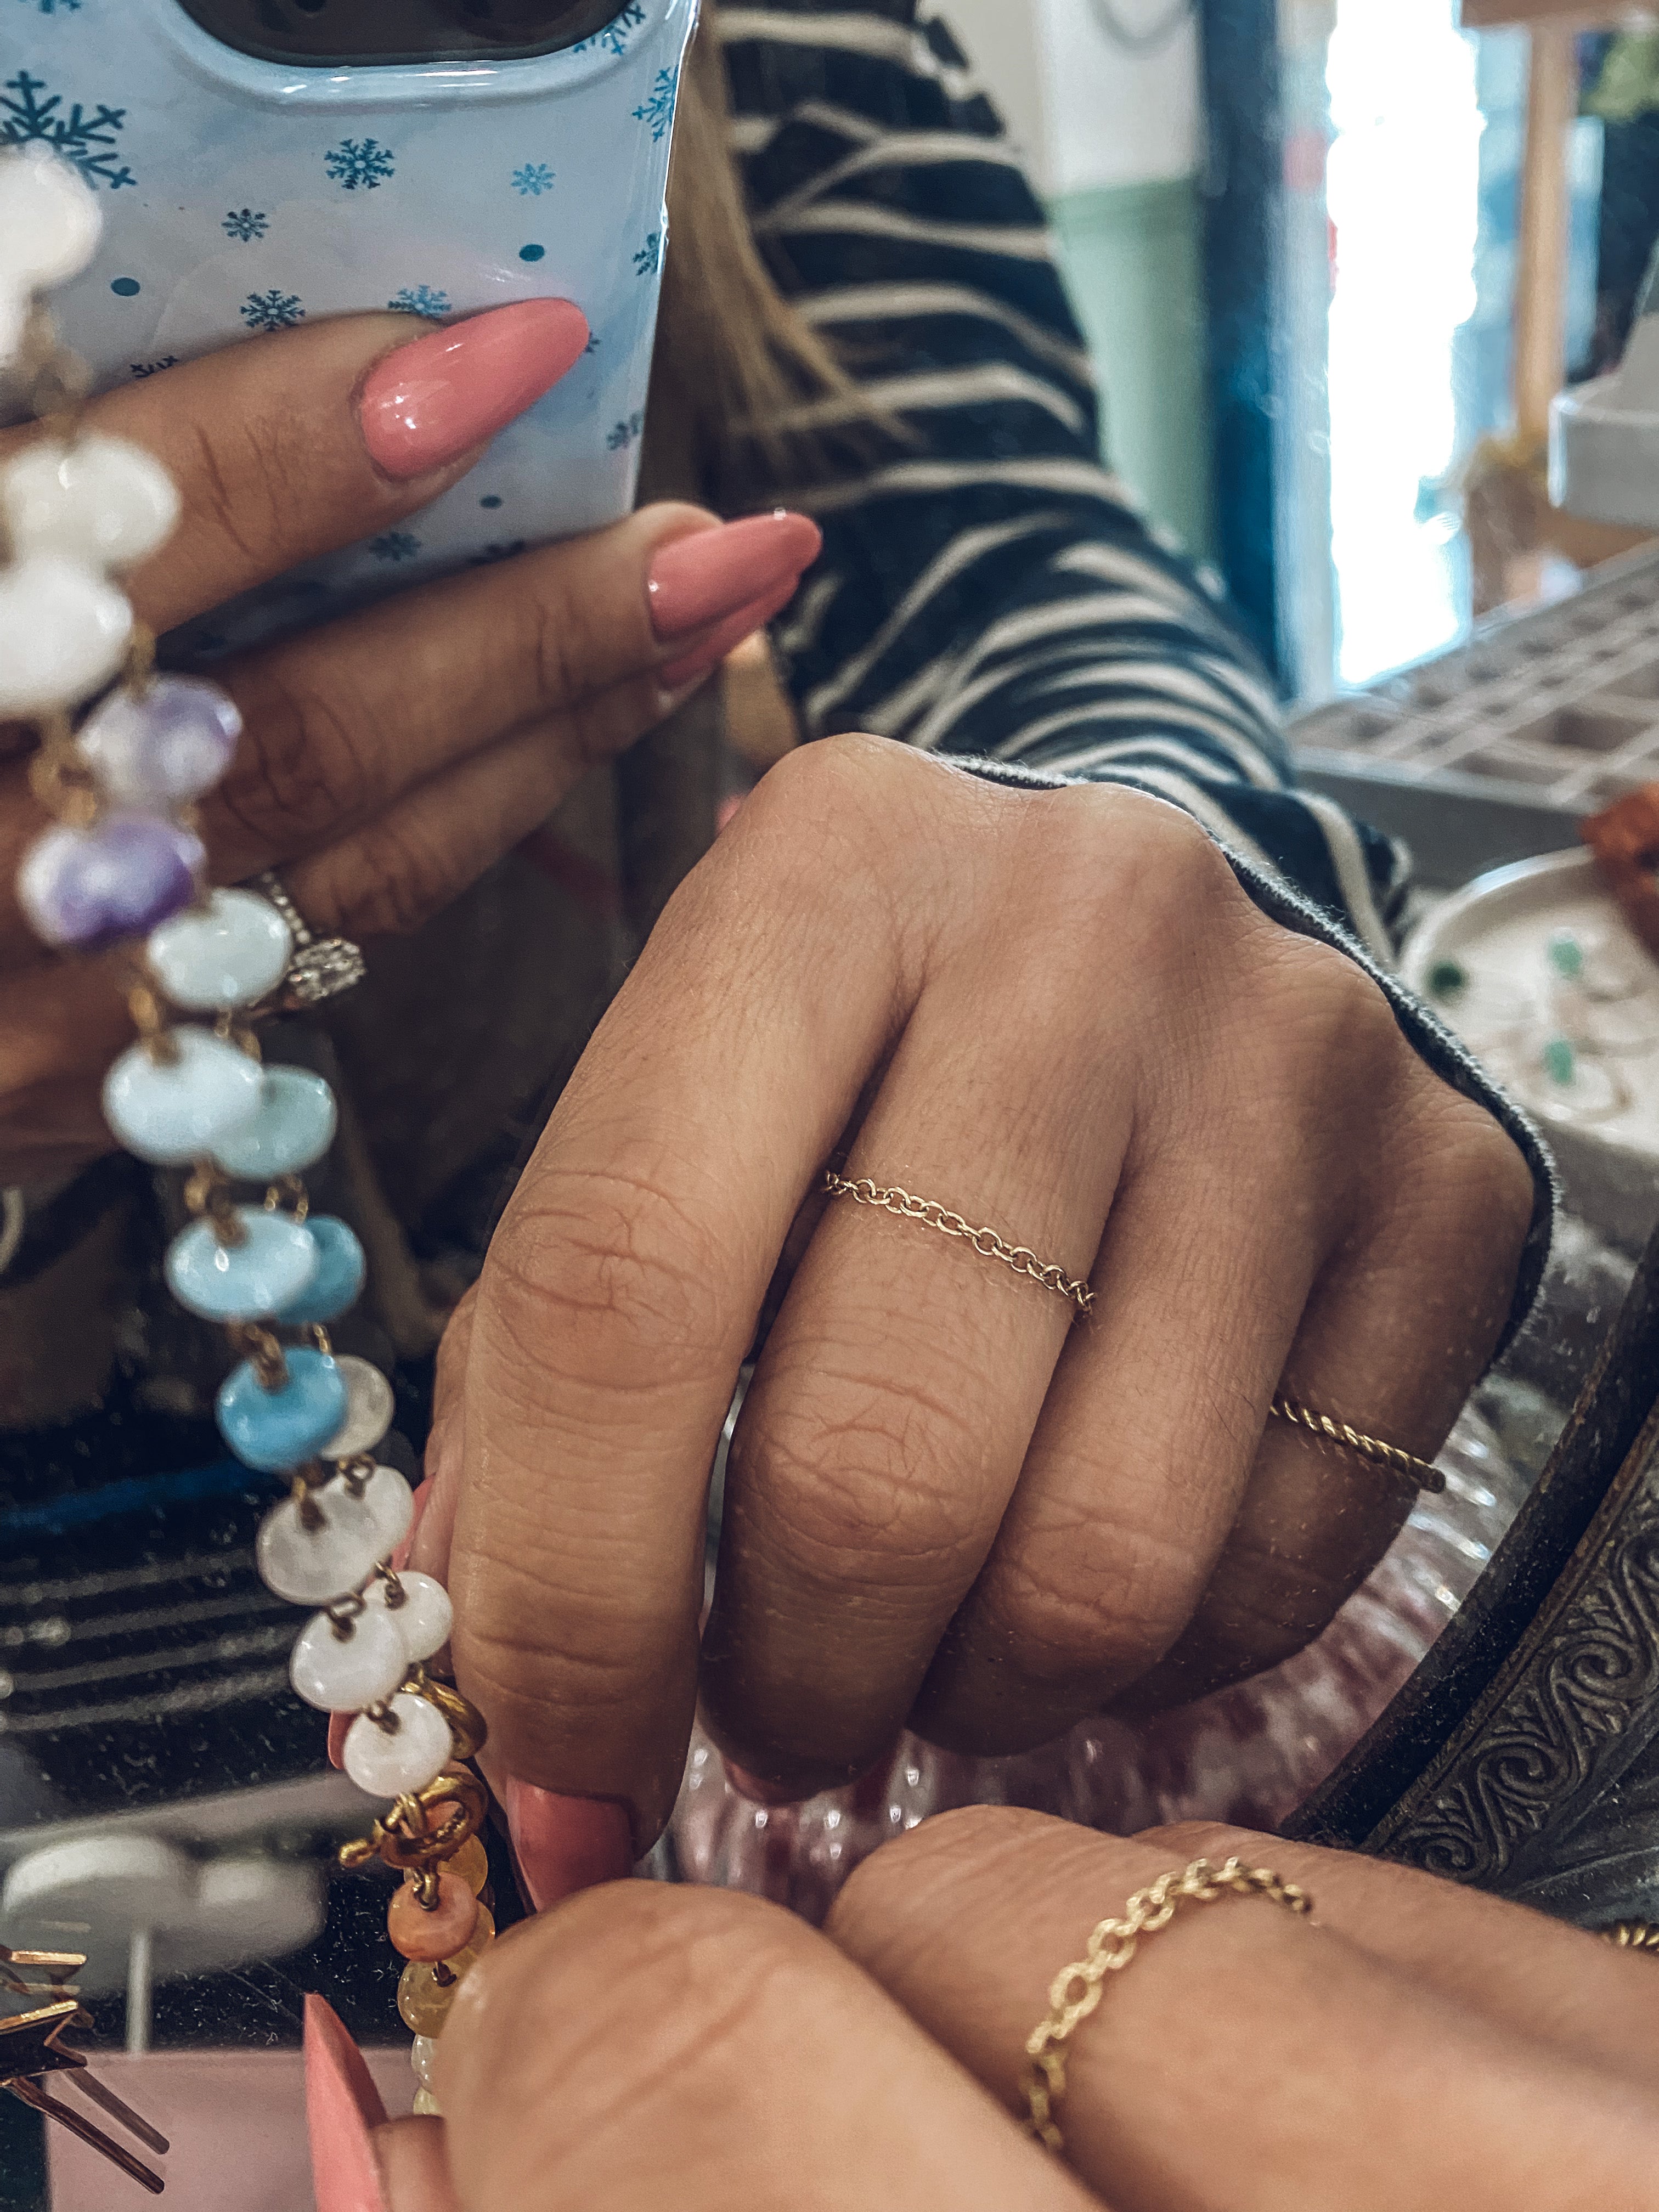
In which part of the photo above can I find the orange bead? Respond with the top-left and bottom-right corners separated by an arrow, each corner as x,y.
394,1915 -> 495,2035
388,1870 -> 478,1963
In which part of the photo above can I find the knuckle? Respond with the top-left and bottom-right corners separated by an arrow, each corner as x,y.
328,818 -> 452,939
215,669 -> 374,849
187,407 -> 304,569
831,1803 -> 1047,1945
732,1361 -> 994,1593
985,1513 -> 1204,1694
487,1165 -> 735,1396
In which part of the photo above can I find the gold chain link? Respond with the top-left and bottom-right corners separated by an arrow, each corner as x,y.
1022,1856 -> 1313,2154
821,1172 -> 1094,1316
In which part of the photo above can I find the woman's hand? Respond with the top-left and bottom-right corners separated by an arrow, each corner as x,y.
368,1810 -> 1659,2210
419,738 -> 1534,1849
0,303 -> 821,1183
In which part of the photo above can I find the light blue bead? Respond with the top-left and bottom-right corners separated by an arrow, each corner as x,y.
217,1347 -> 349,1474
213,1067 -> 337,1178
103,1029 -> 264,1166
274,1216 -> 365,1324
166,1209 -> 319,1322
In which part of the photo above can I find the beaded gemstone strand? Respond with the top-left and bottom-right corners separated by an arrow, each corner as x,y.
1,143 -> 490,2113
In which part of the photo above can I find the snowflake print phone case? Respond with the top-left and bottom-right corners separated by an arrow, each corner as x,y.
0,0 -> 696,657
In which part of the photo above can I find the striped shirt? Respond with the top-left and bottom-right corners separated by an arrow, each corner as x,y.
720,0 -> 1410,961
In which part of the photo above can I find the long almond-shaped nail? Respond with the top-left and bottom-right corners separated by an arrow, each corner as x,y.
648,510 -> 821,641
659,576 -> 801,691
360,300 -> 591,480
504,1778 -> 632,1914
304,1995 -> 390,2212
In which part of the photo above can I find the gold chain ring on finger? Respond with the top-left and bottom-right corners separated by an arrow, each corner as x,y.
821,1171 -> 1095,1316
1022,1857 -> 1314,2156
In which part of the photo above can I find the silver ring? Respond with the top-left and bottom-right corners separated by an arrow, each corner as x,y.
250,870 -> 367,1007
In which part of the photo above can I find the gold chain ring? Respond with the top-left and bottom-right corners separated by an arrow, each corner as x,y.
821,1172 -> 1094,1316
1023,1857 -> 1313,2155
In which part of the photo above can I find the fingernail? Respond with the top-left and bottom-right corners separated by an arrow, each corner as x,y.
648,510 -> 821,641
391,1478 -> 433,1576
659,576 -> 800,690
304,1995 -> 390,2212
504,1778 -> 631,1914
360,300 -> 591,481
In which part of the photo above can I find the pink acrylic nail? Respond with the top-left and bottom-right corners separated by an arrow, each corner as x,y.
659,577 -> 801,690
304,1996 -> 390,2212
647,510 -> 821,641
504,1779 -> 632,1914
359,300 -> 591,481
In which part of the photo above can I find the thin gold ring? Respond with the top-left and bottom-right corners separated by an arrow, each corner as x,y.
821,1171 -> 1094,1315
1269,1395 -> 1445,1497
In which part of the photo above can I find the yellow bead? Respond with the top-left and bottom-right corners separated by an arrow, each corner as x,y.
469,1903 -> 495,1951
448,1836 -> 489,1895
413,2088 -> 443,2118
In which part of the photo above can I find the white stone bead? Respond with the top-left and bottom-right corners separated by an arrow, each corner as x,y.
147,889 -> 292,1010
410,2036 -> 439,2089
359,1464 -> 415,1556
0,146 -> 103,294
1,436 -> 180,572
368,1571 -> 452,1664
256,1485 -> 388,1607
0,555 -> 132,715
102,1028 -> 263,1166
289,1605 -> 410,1714
322,1357 -> 395,1461
342,1694 -> 451,1799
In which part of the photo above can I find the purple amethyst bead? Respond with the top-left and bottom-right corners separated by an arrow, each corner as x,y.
76,675 -> 242,808
18,815 -> 206,949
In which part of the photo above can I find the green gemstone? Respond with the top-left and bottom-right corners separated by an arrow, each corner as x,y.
1428,958 -> 1469,1000
1548,930 -> 1585,982
1542,1037 -> 1577,1087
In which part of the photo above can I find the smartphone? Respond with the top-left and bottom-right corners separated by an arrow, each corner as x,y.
1,0 -> 698,655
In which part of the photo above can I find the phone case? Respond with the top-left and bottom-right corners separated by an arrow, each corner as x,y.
0,0 -> 697,657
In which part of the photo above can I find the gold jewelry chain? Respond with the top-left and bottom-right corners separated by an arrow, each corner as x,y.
821,1172 -> 1095,1316
1023,1857 -> 1313,2155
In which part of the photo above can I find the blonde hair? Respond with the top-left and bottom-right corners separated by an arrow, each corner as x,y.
651,7 -> 876,501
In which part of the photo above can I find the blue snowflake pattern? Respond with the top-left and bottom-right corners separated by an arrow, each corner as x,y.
606,411 -> 645,454
1,70 -> 134,190
512,162 -> 555,198
15,1 -> 82,13
632,66 -> 678,143
633,231 -> 662,279
325,137 -> 395,191
241,288 -> 304,332
388,285 -> 451,316
129,356 -> 178,379
222,207 -> 268,242
369,531 -> 421,562
571,4 -> 645,58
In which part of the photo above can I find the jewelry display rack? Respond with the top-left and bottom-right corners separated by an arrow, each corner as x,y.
1291,545 -> 1659,887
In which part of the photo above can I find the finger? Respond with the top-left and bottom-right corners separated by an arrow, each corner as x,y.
0,507 -> 820,963
1140,1822 -> 1659,2090
828,1807 -> 1659,2212
699,788 -> 1133,1793
451,737 -> 953,1842
909,853 -> 1351,1753
1119,1075 -> 1533,1715
373,2120 -> 460,2212
437,1881 -> 1094,2212
0,303 -> 591,636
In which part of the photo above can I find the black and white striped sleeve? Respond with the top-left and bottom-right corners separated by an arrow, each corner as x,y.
717,0 -> 1409,962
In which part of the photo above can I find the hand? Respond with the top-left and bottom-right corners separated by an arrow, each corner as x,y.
364,1810 -> 1659,2210
419,737 -> 1534,1853
0,303 -> 821,1183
